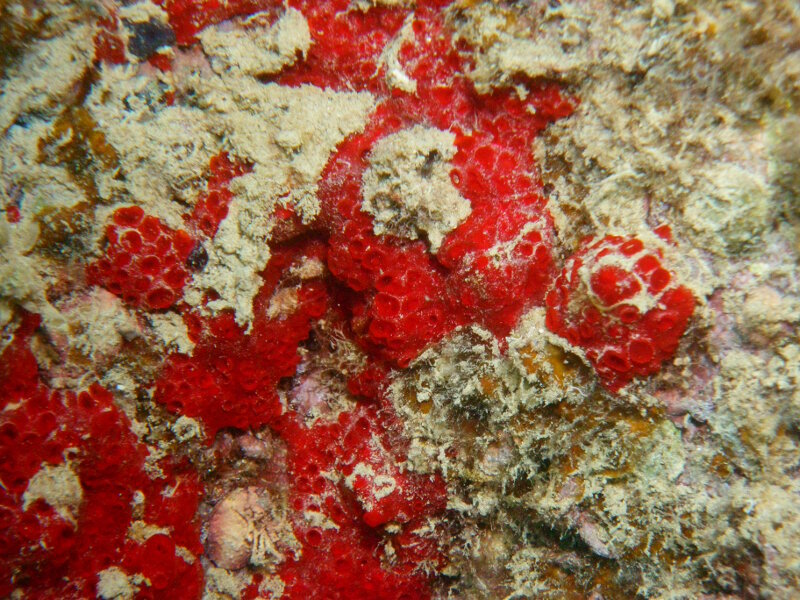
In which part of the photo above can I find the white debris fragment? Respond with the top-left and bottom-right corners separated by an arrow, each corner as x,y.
23,462 -> 83,524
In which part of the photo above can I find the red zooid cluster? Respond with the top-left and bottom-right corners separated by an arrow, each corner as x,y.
0,313 -> 204,599
274,397 -> 448,599
87,206 -> 195,310
185,152 -> 251,238
154,0 -> 281,44
545,233 -> 696,391
155,238 -> 328,440
312,3 -> 573,367
151,233 -> 449,597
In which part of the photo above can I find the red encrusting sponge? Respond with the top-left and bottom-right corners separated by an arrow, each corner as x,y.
312,5 -> 575,366
185,152 -> 252,239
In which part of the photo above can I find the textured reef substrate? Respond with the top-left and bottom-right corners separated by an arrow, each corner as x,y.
1,1 -> 800,598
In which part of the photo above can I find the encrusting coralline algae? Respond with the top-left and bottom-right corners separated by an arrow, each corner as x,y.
1,0 -> 799,598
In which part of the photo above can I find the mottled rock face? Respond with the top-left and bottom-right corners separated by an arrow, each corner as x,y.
206,487 -> 298,573
2,0 -> 800,598
206,488 -> 263,570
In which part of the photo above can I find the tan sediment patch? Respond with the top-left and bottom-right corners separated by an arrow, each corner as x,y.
199,8 -> 311,77
362,125 -> 470,252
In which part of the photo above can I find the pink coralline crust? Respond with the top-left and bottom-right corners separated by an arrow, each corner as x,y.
545,233 -> 696,391
0,313 -> 204,599
205,488 -> 262,571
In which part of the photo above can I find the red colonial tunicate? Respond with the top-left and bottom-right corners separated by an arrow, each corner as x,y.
87,207 -> 195,310
4,204 -> 21,223
274,381 -> 448,600
185,152 -> 252,239
590,265 -> 642,306
312,4 -> 574,366
545,234 -> 695,391
274,0 -> 407,93
86,1 -> 581,598
94,14 -> 126,65
154,239 -> 329,439
154,0 -> 283,45
0,311 -> 42,409
147,1 -> 574,368
0,315 -> 203,598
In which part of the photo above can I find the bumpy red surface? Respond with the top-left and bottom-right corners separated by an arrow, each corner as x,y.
156,238 -> 327,439
87,206 -> 196,310
313,4 -> 572,366
274,397 -> 447,599
152,228 -> 449,596
94,15 -> 127,65
4,203 -> 21,223
155,0 -> 280,44
185,152 -> 252,239
0,1 -> 701,599
545,234 -> 696,391
0,313 -> 204,599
